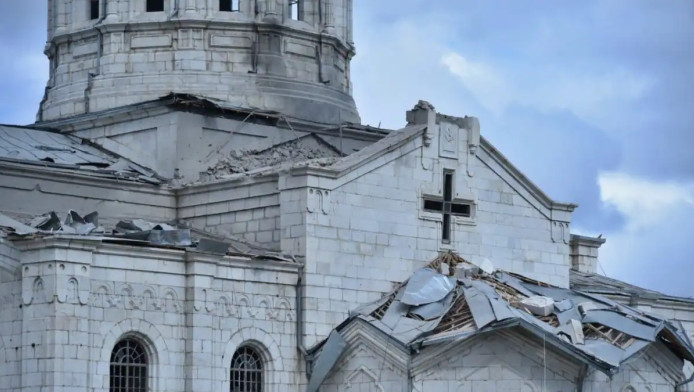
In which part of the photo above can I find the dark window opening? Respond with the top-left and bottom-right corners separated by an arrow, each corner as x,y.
110,339 -> 148,392
288,0 -> 301,20
90,0 -> 100,19
220,0 -> 240,11
423,199 -> 443,213
422,169 -> 473,244
451,203 -> 471,217
146,0 -> 165,12
442,214 -> 451,243
230,346 -> 263,392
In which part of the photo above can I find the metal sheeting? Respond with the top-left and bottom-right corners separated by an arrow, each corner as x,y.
0,212 -> 38,235
0,125 -> 113,166
0,125 -> 160,183
401,268 -> 456,306
463,286 -> 495,330
333,253 -> 694,379
410,290 -> 455,320
306,331 -> 348,392
582,310 -> 657,342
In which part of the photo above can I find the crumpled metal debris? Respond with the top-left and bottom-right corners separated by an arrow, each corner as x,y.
401,268 -> 456,306
114,219 -> 191,247
335,252 -> 694,379
28,210 -> 102,234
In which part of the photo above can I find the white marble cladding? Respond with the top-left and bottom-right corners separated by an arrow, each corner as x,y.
0,237 -> 301,392
177,177 -> 282,248
40,0 -> 359,124
279,115 -> 573,346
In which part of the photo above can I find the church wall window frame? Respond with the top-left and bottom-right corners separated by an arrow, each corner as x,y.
109,335 -> 152,392
230,345 -> 265,392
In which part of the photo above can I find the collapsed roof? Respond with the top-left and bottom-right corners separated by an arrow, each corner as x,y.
205,133 -> 344,180
313,252 -> 694,384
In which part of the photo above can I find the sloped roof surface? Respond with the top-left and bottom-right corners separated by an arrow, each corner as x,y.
570,270 -> 694,304
343,252 -> 694,375
0,124 -> 159,183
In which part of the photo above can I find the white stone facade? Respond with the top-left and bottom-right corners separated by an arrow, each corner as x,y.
40,0 -> 359,124
0,237 -> 302,392
322,321 -> 686,392
1,1 -> 694,390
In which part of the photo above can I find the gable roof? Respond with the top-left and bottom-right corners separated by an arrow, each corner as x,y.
319,252 -> 694,378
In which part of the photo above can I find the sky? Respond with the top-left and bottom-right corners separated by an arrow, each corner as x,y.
1,1 -> 693,296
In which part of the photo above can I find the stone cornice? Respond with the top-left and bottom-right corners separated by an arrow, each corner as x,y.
0,162 -> 174,211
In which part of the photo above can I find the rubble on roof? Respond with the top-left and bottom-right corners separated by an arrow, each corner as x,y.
0,210 -> 294,262
315,252 -> 694,381
0,124 -> 160,184
205,133 -> 342,179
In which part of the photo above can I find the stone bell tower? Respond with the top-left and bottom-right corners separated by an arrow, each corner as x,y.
39,0 -> 360,125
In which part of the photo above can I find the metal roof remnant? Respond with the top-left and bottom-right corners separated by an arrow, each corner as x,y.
0,124 -> 160,184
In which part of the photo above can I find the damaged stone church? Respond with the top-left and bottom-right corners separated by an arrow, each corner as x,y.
1,1 -> 694,391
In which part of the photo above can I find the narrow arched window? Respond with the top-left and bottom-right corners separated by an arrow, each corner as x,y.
230,346 -> 263,392
110,338 -> 148,392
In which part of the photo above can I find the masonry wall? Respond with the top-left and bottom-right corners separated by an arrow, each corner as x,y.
41,0 -> 359,124
413,331 -> 579,392
0,164 -> 175,225
178,178 -> 281,249
288,124 -> 570,346
0,239 -> 21,392
0,239 -> 302,392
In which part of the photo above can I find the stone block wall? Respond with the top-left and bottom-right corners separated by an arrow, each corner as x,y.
287,127 -> 571,346
0,240 -> 21,392
40,0 -> 359,124
178,179 -> 281,248
0,238 -> 302,391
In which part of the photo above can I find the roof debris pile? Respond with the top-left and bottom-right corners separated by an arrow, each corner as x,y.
205,133 -> 342,179
0,125 -> 160,184
346,252 -> 694,374
0,210 -> 293,261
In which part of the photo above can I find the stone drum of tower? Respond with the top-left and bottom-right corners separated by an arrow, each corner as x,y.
39,0 -> 360,125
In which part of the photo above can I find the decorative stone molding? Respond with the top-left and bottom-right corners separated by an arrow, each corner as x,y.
307,188 -> 331,215
88,281 -> 295,321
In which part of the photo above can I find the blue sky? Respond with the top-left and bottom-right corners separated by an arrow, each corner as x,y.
1,1 -> 693,296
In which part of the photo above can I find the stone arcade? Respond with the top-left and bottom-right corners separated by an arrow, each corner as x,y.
1,1 -> 694,391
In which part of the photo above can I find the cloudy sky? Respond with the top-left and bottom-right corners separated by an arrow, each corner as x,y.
1,1 -> 693,296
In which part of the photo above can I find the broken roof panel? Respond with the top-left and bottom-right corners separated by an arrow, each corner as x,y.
325,252 -> 694,380
1,210 -> 294,263
0,124 -> 160,183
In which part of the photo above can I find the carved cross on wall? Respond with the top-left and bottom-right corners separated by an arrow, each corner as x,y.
423,170 -> 471,243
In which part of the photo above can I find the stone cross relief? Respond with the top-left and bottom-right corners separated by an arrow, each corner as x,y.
422,170 -> 472,244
